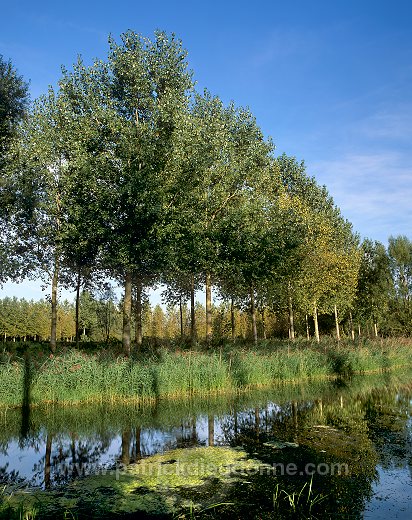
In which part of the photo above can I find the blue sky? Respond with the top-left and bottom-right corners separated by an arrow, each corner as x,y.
1,0 -> 412,300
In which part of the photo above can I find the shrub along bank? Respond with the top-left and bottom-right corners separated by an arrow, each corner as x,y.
0,338 -> 411,407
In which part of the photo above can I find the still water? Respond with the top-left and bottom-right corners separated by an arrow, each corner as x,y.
1,371 -> 412,518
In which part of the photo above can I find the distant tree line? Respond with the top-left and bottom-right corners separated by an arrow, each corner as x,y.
0,292 -> 270,343
1,34 -> 411,352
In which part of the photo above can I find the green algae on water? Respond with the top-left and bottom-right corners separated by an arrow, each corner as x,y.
1,446 -> 269,518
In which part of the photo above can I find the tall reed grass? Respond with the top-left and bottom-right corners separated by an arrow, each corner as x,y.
0,338 -> 411,407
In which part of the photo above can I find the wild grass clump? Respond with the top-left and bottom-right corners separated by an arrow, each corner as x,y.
232,351 -> 274,387
0,359 -> 24,406
232,348 -> 330,387
102,359 -> 155,401
288,349 -> 330,379
31,350 -> 103,404
272,476 -> 328,517
154,350 -> 230,396
271,349 -> 324,381
344,347 -> 385,373
384,338 -> 412,368
328,339 -> 412,375
29,351 -> 157,405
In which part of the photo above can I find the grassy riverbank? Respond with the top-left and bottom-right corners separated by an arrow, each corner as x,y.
0,338 -> 411,407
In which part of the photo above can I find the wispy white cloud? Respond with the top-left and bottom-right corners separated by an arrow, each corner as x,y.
309,150 -> 412,243
357,103 -> 412,142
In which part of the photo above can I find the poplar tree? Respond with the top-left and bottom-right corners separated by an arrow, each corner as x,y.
56,31 -> 193,354
6,89 -> 75,350
387,236 -> 412,334
166,92 -> 273,341
355,239 -> 393,336
0,55 -> 29,167
388,235 -> 412,305
276,156 -> 360,341
0,55 -> 29,284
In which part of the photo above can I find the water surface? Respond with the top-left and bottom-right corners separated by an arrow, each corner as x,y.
1,372 -> 412,518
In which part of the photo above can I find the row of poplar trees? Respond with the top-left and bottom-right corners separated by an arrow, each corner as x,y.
0,31 -> 360,352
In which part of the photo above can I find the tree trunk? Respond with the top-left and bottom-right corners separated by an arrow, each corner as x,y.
50,262 -> 59,352
122,271 -> 132,356
205,272 -> 212,342
190,274 -> 196,345
318,398 -> 324,416
250,283 -> 257,344
289,294 -> 295,340
179,294 -> 184,339
231,297 -> 236,341
106,300 -> 111,342
134,276 -> 143,349
75,268 -> 81,349
261,307 -> 267,339
349,312 -> 355,340
334,304 -> 340,341
374,322 -> 378,338
305,314 -> 310,340
313,302 -> 320,343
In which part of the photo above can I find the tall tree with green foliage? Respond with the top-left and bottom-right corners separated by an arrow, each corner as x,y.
161,272 -> 195,340
57,31 -> 193,355
4,87 -> 78,350
0,55 -> 29,284
0,55 -> 29,167
166,92 -> 274,341
387,235 -> 412,334
355,239 -> 393,336
275,156 -> 360,341
216,173 -> 297,344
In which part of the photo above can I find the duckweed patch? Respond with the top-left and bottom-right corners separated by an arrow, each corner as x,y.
0,447 -> 267,519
